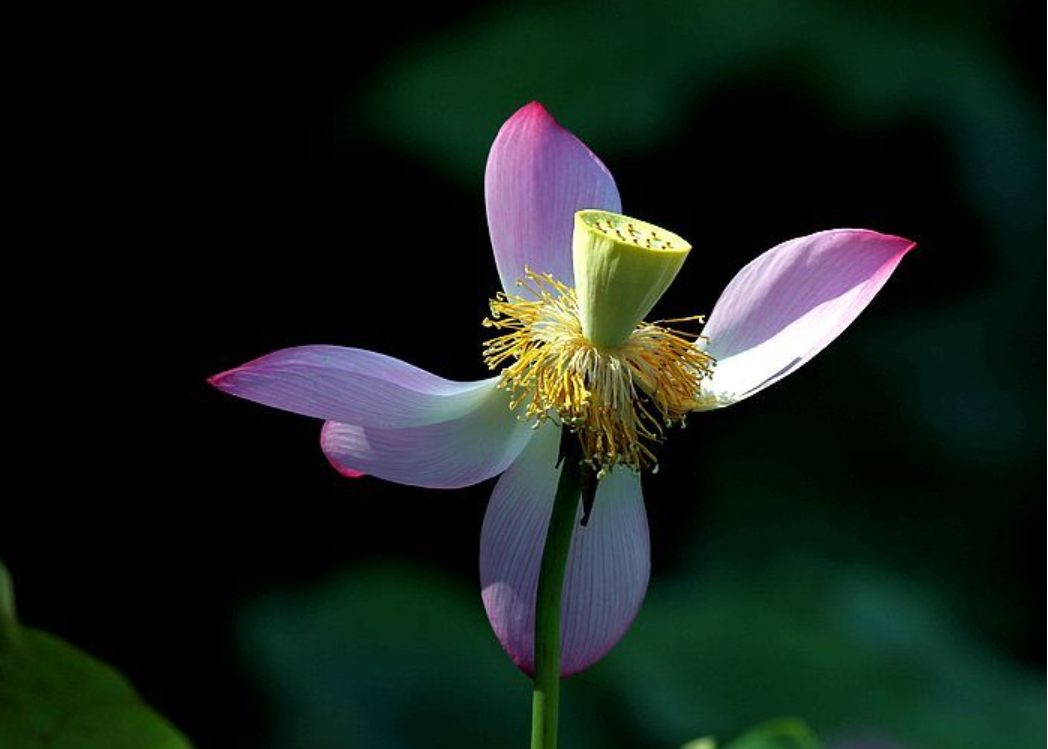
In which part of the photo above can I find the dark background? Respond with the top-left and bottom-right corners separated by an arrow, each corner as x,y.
5,1 -> 1043,747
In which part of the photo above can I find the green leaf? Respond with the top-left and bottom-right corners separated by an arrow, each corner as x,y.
0,561 -> 193,749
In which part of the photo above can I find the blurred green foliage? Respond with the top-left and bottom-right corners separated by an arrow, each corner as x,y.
0,562 -> 193,749
363,0 -> 1040,234
240,566 -> 536,748
241,559 -> 1041,749
606,557 -> 1041,748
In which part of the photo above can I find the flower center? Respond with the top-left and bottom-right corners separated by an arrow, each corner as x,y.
483,269 -> 715,475
572,210 -> 692,349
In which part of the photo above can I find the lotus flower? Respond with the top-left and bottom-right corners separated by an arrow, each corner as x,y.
209,102 -> 913,676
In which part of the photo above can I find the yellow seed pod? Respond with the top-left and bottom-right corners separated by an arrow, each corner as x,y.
572,210 -> 691,349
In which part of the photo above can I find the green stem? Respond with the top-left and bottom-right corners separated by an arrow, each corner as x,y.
530,432 -> 584,749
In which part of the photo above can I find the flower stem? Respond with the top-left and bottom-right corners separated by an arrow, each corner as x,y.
530,431 -> 584,749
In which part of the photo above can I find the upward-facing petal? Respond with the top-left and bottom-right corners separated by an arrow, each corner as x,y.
485,102 -> 621,294
697,229 -> 915,408
209,345 -> 497,428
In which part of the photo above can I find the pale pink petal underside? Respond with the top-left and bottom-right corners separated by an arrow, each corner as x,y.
698,229 -> 915,406
485,102 -> 621,294
320,385 -> 533,489
480,426 -> 650,677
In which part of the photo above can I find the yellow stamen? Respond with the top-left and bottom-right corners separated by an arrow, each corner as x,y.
483,269 -> 715,475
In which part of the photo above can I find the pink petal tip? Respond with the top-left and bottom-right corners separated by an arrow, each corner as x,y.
324,453 -> 366,479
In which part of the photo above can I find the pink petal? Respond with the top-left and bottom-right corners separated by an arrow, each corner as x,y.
698,229 -> 915,406
480,426 -> 649,677
327,461 -> 366,479
209,345 -> 497,428
320,386 -> 534,489
485,102 -> 621,293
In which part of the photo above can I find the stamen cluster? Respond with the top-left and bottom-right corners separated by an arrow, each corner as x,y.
483,270 -> 715,475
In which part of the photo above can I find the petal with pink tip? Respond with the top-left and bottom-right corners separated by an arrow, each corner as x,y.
209,345 -> 497,428
485,102 -> 621,293
696,229 -> 915,408
329,463 -> 365,479
480,426 -> 649,677
320,385 -> 534,489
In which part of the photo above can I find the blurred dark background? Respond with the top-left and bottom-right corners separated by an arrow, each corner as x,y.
4,1 -> 1044,747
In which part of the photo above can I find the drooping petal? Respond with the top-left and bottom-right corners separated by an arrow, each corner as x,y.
480,426 -> 650,677
696,229 -> 915,408
320,385 -> 534,489
485,102 -> 621,294
209,345 -> 497,428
